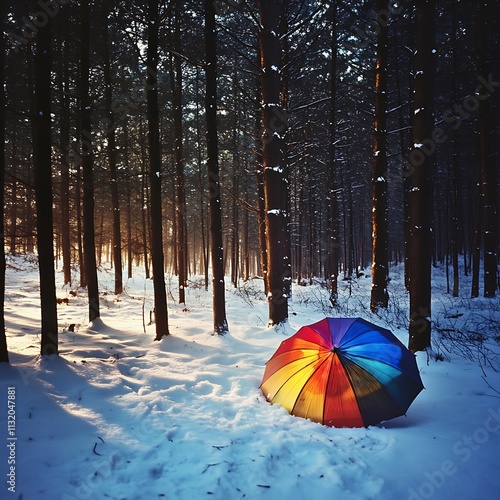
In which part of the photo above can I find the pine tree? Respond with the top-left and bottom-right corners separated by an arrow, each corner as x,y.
0,0 -> 8,363
477,0 -> 497,298
370,0 -> 390,311
147,0 -> 169,340
258,0 -> 290,326
205,0 -> 229,334
326,1 -> 340,305
408,0 -> 436,352
81,0 -> 100,322
103,6 -> 123,295
33,5 -> 58,355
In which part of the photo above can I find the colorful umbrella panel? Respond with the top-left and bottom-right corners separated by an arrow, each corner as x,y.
260,318 -> 424,427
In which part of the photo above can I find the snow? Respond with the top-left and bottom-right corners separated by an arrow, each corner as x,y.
1,256 -> 500,499
266,165 -> 283,173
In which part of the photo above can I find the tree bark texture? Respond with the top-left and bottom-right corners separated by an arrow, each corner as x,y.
103,8 -> 123,295
147,0 -> 169,339
205,0 -> 229,334
172,2 -> 187,304
0,2 -> 9,362
258,0 -> 290,326
327,1 -> 340,304
408,0 -> 436,352
370,0 -> 390,311
59,31 -> 71,287
81,0 -> 100,322
477,1 -> 497,298
33,9 -> 58,355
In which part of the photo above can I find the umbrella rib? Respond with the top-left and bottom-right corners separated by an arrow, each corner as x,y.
322,351 -> 336,425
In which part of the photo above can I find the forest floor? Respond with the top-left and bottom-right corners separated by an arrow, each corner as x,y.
1,255 -> 500,500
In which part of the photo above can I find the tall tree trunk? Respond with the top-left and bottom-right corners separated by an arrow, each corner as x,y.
258,0 -> 289,326
451,5 -> 460,298
76,164 -> 86,288
231,173 -> 239,287
33,9 -> 58,355
103,9 -> 123,295
81,0 -> 100,322
231,80 -> 240,288
205,0 -> 229,334
477,0 -> 497,298
243,179 -> 250,282
9,144 -> 17,255
403,27 -> 414,291
172,2 -> 187,304
279,2 -> 292,301
348,180 -> 354,278
195,70 -> 209,291
370,0 -> 390,311
147,0 -> 169,339
60,33 -> 71,287
408,0 -> 436,352
471,179 -> 481,298
254,74 -> 268,290
327,1 -> 340,305
296,185 -> 303,284
124,120 -> 133,280
0,1 -> 9,363
140,148 -> 150,280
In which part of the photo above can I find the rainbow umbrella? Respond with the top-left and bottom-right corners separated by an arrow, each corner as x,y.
260,317 -> 424,427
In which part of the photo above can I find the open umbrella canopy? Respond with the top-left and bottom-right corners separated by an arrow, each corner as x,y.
260,317 -> 424,427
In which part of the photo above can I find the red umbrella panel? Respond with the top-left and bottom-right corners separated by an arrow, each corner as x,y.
260,318 -> 424,427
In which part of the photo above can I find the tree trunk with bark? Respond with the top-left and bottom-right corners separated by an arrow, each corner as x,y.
370,0 -> 390,311
33,10 -> 58,355
81,0 -> 100,322
205,0 -> 229,334
172,2 -> 187,304
477,0 -> 497,298
147,0 -> 169,339
327,1 -> 340,305
59,31 -> 71,287
258,0 -> 289,326
103,8 -> 123,295
254,74 -> 268,290
408,0 -> 436,352
123,120 -> 133,279
0,1 -> 8,363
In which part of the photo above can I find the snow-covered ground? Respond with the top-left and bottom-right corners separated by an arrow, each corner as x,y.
1,256 -> 500,500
